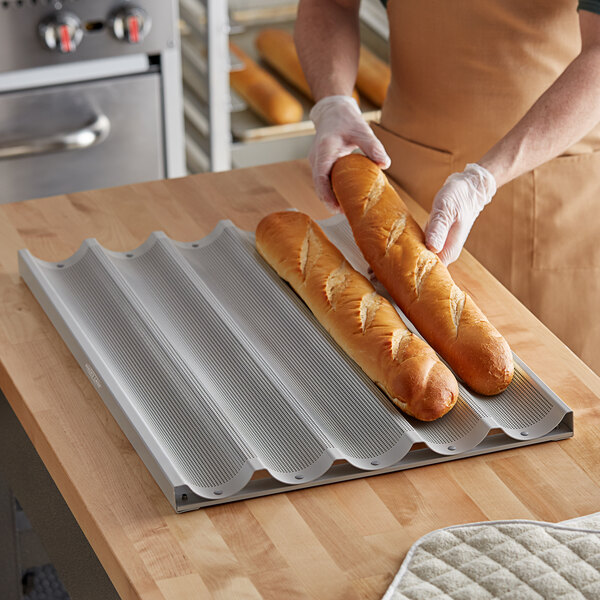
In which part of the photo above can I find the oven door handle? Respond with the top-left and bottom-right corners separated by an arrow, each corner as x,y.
0,114 -> 110,160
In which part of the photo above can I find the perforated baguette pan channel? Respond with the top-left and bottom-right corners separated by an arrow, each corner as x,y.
18,214 -> 573,512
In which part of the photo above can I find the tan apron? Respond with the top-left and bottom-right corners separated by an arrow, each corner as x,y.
373,0 -> 600,374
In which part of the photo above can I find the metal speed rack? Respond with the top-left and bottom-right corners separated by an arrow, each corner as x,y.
178,0 -> 390,173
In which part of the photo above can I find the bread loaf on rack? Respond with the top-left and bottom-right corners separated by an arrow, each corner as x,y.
255,211 -> 458,421
331,154 -> 514,395
255,29 -> 361,104
229,42 -> 303,125
356,46 -> 391,108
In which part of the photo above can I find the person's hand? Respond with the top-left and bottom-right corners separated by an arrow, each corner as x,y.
309,95 -> 391,212
424,163 -> 497,265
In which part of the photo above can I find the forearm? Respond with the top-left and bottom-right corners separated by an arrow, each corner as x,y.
294,0 -> 361,100
479,45 -> 600,187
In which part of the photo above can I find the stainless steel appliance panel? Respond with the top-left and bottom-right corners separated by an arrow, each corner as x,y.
0,1 -> 177,73
0,72 -> 164,203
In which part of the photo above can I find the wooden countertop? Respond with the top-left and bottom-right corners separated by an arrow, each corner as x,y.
1,160 -> 599,600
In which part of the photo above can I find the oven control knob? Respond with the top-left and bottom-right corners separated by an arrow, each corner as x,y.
39,13 -> 83,53
110,7 -> 151,44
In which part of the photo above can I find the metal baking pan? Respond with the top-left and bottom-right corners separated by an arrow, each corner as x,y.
18,215 -> 573,512
225,19 -> 384,141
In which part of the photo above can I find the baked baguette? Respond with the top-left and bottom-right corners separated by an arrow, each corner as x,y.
229,42 -> 303,125
331,154 -> 514,395
356,46 -> 391,108
255,29 -> 361,104
256,210 -> 458,421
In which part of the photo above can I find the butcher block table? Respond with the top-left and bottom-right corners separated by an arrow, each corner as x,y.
1,160 -> 600,600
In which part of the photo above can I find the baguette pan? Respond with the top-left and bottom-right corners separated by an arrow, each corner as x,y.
255,211 -> 458,421
229,42 -> 303,125
331,154 -> 514,395
356,46 -> 391,108
255,29 -> 361,104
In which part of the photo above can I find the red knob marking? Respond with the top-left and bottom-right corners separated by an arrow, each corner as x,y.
127,15 -> 140,43
59,24 -> 72,53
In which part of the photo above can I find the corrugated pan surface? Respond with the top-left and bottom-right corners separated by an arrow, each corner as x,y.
18,215 -> 573,512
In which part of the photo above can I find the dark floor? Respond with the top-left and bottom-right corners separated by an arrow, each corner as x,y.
22,564 -> 70,600
16,501 -> 70,600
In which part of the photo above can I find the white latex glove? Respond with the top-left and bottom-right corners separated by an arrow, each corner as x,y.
309,95 -> 391,212
425,163 -> 497,266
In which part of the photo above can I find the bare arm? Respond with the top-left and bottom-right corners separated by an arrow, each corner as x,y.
294,0 -> 361,100
479,10 -> 600,186
295,0 -> 390,210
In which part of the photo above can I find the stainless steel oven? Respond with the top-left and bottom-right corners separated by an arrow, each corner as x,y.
0,0 -> 185,203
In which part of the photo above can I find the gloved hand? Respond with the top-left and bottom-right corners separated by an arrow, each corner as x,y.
309,95 -> 391,212
425,163 -> 497,265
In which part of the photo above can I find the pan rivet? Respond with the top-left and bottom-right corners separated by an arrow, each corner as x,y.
214,490 -> 223,495
521,431 -> 529,437
192,243 -> 199,248
126,253 -> 133,258
448,446 -> 456,451
57,264 -> 64,268
371,461 -> 380,466
295,475 -> 304,480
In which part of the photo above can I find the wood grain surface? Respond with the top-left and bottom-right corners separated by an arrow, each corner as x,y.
0,160 -> 599,600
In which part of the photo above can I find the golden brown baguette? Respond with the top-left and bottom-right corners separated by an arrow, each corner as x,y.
229,42 -> 303,125
331,154 -> 514,395
255,29 -> 361,104
255,210 -> 458,421
356,46 -> 391,108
